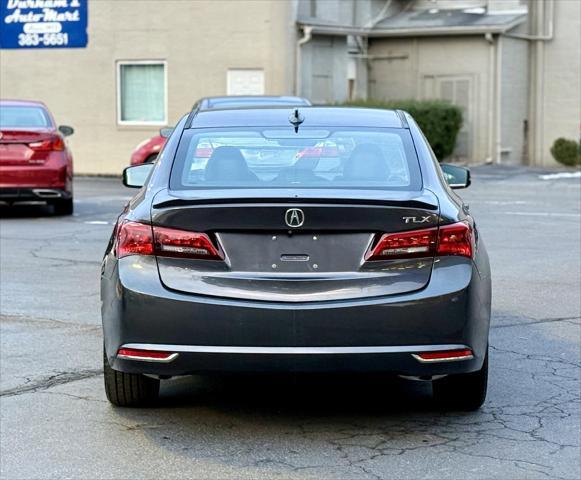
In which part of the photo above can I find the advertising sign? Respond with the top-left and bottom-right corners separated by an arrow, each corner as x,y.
0,0 -> 88,49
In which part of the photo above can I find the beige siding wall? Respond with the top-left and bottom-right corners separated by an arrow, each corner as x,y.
538,0 -> 581,166
0,0 -> 293,175
368,36 -> 495,164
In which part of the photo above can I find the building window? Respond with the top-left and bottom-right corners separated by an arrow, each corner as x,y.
117,61 -> 167,125
226,69 -> 265,96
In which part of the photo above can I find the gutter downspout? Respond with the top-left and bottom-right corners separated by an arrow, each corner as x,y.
295,26 -> 313,96
485,31 -> 503,164
517,0 -> 554,165
485,32 -> 495,164
502,1 -> 554,165
495,34 -> 503,164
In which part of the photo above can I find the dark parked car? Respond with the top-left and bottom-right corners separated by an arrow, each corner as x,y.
129,96 -> 312,165
102,106 -> 491,410
0,99 -> 74,214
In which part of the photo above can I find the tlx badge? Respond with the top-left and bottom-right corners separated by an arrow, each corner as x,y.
403,216 -> 432,224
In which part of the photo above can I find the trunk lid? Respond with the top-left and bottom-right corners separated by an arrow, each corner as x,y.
151,188 -> 440,302
0,128 -> 57,166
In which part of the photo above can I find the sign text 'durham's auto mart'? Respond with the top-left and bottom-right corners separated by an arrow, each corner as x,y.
0,0 -> 87,49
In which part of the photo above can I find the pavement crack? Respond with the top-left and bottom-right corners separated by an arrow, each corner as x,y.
0,314 -> 101,331
492,316 -> 581,329
0,369 -> 103,398
40,391 -> 107,403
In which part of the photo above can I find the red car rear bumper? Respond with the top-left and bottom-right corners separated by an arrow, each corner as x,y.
0,152 -> 72,201
0,165 -> 68,189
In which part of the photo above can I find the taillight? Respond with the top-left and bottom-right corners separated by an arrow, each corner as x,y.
153,226 -> 223,260
365,228 -> 436,261
365,221 -> 473,261
116,221 -> 223,260
117,221 -> 154,258
29,136 -> 65,152
437,222 -> 473,258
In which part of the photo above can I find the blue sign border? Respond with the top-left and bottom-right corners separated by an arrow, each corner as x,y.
0,0 -> 88,49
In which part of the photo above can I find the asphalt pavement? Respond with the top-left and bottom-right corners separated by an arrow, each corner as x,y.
1,166 -> 580,479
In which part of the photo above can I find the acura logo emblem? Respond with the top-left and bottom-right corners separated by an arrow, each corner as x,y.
285,208 -> 305,228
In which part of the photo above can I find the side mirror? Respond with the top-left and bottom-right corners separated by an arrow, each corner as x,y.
441,164 -> 471,189
159,127 -> 174,138
123,163 -> 154,188
58,125 -> 74,137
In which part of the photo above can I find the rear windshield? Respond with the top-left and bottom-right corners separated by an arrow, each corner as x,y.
0,106 -> 52,128
170,127 -> 422,191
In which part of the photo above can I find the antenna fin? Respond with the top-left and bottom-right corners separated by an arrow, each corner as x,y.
288,108 -> 305,133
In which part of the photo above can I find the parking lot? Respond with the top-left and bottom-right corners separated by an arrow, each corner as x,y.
1,166 -> 579,479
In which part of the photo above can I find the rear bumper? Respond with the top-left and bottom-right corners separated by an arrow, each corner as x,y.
113,343 -> 479,376
0,155 -> 71,193
101,255 -> 491,376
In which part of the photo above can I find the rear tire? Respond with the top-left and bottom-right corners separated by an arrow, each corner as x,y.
52,198 -> 73,216
103,349 -> 159,407
432,349 -> 488,411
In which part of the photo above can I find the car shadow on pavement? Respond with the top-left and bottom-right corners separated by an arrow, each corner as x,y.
0,203 -> 54,218
155,372 -> 436,416
103,374 -> 477,478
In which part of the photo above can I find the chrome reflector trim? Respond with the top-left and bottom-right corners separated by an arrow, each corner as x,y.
411,353 -> 474,363
117,352 -> 179,363
121,343 -> 469,356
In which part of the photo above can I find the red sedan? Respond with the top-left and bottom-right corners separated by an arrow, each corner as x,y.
0,99 -> 74,215
130,135 -> 164,166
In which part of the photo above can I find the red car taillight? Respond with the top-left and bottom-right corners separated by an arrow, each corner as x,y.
297,146 -> 339,158
116,221 -> 223,260
29,136 -> 65,152
194,147 -> 213,158
365,221 -> 473,261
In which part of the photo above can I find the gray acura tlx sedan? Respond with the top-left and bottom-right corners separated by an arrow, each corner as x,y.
101,106 -> 491,410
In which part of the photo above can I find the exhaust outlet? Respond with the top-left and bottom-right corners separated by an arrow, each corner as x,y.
33,189 -> 62,198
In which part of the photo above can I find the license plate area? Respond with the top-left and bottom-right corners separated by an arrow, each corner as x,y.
216,232 -> 373,273
0,143 -> 33,164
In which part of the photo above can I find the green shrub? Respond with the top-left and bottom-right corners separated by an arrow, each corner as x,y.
339,99 -> 463,161
550,138 -> 581,167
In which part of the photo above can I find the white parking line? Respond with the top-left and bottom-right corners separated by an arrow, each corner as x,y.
539,172 -> 581,180
84,220 -> 110,225
503,211 -> 580,217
